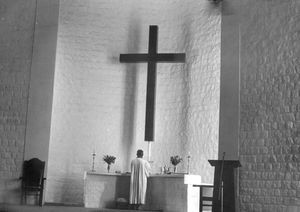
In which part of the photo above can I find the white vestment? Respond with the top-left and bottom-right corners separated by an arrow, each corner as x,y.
129,158 -> 150,204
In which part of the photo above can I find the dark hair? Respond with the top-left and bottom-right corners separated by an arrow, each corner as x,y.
137,149 -> 143,157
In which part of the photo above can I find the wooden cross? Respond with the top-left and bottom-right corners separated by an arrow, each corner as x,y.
120,25 -> 185,141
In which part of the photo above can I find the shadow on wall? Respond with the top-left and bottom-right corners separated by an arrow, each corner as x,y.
180,13 -> 192,155
179,2 -> 221,180
60,178 -> 83,204
207,0 -> 224,15
121,14 -> 141,170
1,179 -> 22,205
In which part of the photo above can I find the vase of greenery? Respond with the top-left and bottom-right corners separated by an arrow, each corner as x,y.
170,155 -> 183,173
103,155 -> 116,173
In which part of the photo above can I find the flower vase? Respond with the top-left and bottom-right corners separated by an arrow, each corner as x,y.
173,166 -> 177,173
107,164 -> 111,173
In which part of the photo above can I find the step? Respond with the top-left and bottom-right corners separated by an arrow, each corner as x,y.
0,204 -> 162,212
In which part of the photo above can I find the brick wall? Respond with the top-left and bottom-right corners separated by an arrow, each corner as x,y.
0,0 -> 36,204
239,0 -> 300,211
46,0 -> 221,204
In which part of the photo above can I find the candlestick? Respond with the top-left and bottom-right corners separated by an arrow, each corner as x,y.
92,151 -> 96,172
187,155 -> 191,174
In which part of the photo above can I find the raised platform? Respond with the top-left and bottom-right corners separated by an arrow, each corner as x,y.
0,204 -> 162,212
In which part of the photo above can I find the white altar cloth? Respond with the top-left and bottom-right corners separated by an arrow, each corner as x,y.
83,171 -> 201,212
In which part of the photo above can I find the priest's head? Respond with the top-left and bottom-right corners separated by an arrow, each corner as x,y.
137,149 -> 144,158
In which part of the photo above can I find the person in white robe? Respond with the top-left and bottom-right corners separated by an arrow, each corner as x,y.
130,149 -> 151,210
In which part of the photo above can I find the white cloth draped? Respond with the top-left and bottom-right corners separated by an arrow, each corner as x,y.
129,158 -> 151,204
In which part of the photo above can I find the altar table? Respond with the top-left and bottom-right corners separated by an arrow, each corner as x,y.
83,172 -> 201,212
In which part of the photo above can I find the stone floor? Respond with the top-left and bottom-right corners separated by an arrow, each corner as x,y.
0,205 -> 162,212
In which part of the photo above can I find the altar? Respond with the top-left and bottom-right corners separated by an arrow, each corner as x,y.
83,172 -> 201,212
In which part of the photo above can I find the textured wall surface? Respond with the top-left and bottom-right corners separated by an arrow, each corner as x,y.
0,0 -> 36,203
47,0 -> 221,204
239,0 -> 300,211
24,0 -> 59,164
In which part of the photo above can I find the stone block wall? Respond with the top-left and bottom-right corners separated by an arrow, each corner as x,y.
0,0 -> 36,204
1,0 -> 299,210
239,0 -> 300,211
46,0 -> 220,204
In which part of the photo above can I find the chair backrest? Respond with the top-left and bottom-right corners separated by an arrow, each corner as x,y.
22,158 -> 45,187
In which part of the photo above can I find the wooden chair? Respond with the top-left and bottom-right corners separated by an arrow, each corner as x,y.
193,184 -> 214,212
19,158 -> 46,206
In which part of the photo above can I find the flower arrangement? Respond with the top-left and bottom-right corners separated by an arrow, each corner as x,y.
170,155 -> 183,166
170,155 -> 183,173
103,155 -> 116,172
103,155 -> 116,164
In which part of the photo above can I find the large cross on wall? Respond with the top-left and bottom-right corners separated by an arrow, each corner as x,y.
120,25 -> 186,142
